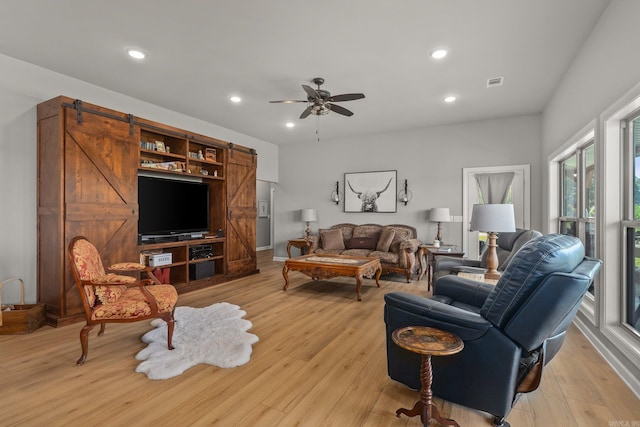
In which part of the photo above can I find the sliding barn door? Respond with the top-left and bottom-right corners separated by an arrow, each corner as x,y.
38,98 -> 139,325
226,150 -> 258,276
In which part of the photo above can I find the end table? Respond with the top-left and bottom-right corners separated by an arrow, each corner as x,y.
287,238 -> 311,258
392,326 -> 464,427
417,245 -> 465,291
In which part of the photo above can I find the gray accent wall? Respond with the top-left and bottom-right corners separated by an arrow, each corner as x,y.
274,114 -> 542,259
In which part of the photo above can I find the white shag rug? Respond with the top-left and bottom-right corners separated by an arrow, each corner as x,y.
135,302 -> 258,380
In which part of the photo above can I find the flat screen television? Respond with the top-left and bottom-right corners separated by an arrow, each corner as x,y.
138,176 -> 210,240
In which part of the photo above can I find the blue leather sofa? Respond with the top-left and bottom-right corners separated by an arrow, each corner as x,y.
384,234 -> 601,427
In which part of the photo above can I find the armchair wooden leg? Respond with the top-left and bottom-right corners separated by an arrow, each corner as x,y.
98,322 -> 106,336
166,315 -> 175,350
77,324 -> 96,365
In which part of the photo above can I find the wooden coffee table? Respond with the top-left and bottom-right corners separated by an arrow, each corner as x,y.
282,254 -> 382,301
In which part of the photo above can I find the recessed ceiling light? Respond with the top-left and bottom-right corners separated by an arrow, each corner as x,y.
443,95 -> 457,103
430,48 -> 449,60
126,48 -> 147,60
285,122 -> 295,128
229,96 -> 242,103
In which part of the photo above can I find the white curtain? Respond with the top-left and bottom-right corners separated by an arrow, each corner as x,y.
475,172 -> 515,204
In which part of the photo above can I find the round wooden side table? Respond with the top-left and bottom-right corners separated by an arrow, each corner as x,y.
392,326 -> 464,427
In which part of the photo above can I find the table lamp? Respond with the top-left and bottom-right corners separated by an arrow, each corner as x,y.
470,204 -> 516,280
430,208 -> 450,243
300,208 -> 317,240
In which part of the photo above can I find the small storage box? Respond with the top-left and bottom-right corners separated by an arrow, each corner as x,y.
149,253 -> 172,267
0,278 -> 45,335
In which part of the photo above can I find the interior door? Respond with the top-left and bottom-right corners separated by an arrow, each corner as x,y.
226,150 -> 258,276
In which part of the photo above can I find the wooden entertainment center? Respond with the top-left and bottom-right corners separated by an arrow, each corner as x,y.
37,96 -> 258,327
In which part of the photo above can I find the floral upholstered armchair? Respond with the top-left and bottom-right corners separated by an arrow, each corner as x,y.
68,236 -> 178,365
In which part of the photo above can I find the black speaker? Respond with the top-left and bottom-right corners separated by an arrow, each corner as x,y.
189,261 -> 215,280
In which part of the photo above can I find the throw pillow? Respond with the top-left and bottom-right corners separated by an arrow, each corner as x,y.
349,237 -> 378,249
321,229 -> 345,250
377,228 -> 396,252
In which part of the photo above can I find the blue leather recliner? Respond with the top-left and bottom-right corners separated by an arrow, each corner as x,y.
384,234 -> 601,427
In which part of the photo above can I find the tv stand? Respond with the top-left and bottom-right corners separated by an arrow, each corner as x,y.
37,96 -> 258,327
139,238 -> 226,292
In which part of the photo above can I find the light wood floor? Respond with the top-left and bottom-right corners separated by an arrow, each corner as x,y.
1,250 -> 638,426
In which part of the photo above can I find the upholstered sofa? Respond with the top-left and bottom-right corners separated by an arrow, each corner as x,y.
307,223 -> 422,282
432,228 -> 542,286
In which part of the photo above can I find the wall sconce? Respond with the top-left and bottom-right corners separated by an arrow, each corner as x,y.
331,181 -> 343,205
398,179 -> 413,205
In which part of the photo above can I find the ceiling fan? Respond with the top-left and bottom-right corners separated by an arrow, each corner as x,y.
270,77 -> 365,119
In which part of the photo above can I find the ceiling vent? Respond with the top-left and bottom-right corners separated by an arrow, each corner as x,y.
486,76 -> 504,88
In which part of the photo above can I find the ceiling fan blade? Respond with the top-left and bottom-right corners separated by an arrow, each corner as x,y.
299,105 -> 313,119
269,100 -> 308,103
327,103 -> 354,117
302,85 -> 320,100
327,93 -> 365,102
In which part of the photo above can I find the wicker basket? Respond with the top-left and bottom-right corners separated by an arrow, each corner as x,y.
0,278 -> 45,334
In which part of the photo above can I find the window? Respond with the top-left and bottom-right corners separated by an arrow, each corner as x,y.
623,112 -> 640,333
559,141 -> 597,293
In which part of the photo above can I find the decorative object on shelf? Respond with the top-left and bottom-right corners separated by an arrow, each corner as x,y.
344,170 -> 397,213
330,181 -> 343,205
300,208 -> 318,240
155,141 -> 166,152
430,207 -> 451,243
398,179 -> 412,205
469,203 -> 516,280
205,148 -> 216,162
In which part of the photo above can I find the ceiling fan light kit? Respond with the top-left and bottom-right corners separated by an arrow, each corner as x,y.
270,77 -> 365,119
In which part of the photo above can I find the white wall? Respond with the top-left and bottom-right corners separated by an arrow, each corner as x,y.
0,53 -> 278,304
542,0 -> 640,396
275,114 -> 542,259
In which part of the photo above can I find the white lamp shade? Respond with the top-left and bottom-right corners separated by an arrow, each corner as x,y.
430,208 -> 451,222
469,204 -> 516,232
300,208 -> 318,222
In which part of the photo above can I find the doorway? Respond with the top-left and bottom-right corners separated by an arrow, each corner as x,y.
256,180 -> 274,250
462,165 -> 530,259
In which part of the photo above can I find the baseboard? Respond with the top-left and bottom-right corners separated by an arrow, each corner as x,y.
574,317 -> 640,399
273,256 -> 287,262
256,246 -> 272,251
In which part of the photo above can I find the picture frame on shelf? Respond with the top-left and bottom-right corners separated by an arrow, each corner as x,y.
344,170 -> 397,213
205,148 -> 217,162
155,141 -> 166,152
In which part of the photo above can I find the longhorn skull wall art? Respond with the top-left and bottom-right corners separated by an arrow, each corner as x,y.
344,170 -> 397,213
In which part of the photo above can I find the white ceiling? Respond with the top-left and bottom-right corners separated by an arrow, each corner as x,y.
0,0 -> 610,145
